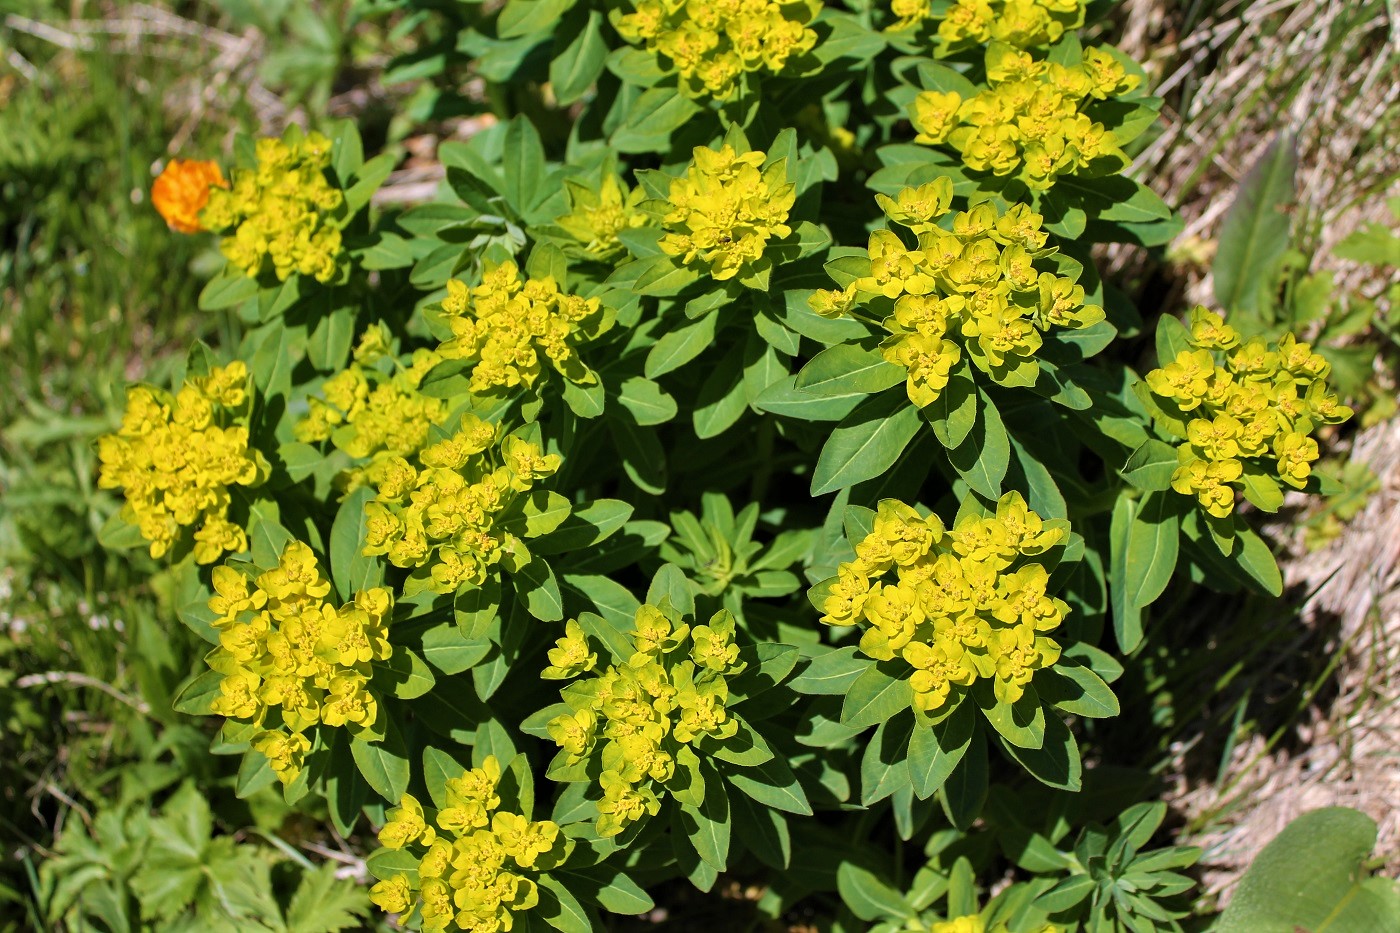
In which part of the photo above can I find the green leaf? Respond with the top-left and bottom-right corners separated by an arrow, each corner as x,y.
1214,133 -> 1297,321
1124,491 -> 1180,612
330,487 -> 383,600
247,501 -> 295,570
1234,525 -> 1283,596
172,670 -> 223,715
925,363 -> 978,449
373,648 -> 436,700
283,863 -> 371,933
557,867 -> 655,915
645,312 -> 720,378
1109,492 -> 1145,653
726,756 -> 813,815
561,379 -> 605,419
514,557 -> 565,622
729,790 -> 791,869
613,86 -> 701,152
837,863 -> 916,922
789,646 -> 868,695
812,390 -> 922,495
680,780 -> 730,870
499,0 -> 577,38
199,265 -> 259,311
860,719 -> 911,806
1155,312 -> 1195,367
977,686 -> 1046,750
616,377 -> 678,426
1038,662 -> 1120,719
947,386 -> 1009,499
519,489 -> 573,538
534,500 -> 635,554
550,10 -> 608,105
501,114 -> 548,218
755,375 -> 866,422
842,663 -> 914,731
1121,439 -> 1180,492
538,874 -> 594,933
455,577 -> 501,640
908,700 -> 975,800
1219,808 -> 1400,933
646,563 -> 695,618
794,344 -> 905,397
999,712 -> 1081,791
940,729 -> 987,830
692,344 -> 749,439
350,724 -> 410,802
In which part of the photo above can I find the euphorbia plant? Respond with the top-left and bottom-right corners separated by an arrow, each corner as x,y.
113,1 -> 1356,928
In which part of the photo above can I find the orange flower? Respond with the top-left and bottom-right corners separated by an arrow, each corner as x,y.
151,158 -> 226,234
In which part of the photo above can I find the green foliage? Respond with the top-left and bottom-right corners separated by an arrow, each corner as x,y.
38,782 -> 372,932
1219,808 -> 1400,933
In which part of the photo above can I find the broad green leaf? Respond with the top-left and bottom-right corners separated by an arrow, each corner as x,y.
350,725 -> 410,802
514,557 -> 565,622
1121,439 -> 1179,492
616,377 -> 677,426
330,487 -> 384,600
1214,133 -> 1297,322
645,312 -> 720,378
947,387 -> 1009,499
726,756 -> 812,815
795,344 -> 905,398
1219,808 -> 1400,933
908,700 -> 975,800
550,10 -> 608,105
842,663 -> 914,730
789,646 -> 868,695
680,780 -> 730,870
812,390 -> 922,495
837,863 -> 916,922
1108,492 -> 1145,653
1123,491 -> 1180,612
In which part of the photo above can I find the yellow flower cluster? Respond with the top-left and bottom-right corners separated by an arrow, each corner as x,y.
97,362 -> 261,564
295,332 -> 446,491
206,541 -> 393,783
435,260 -> 610,395
546,605 -> 746,838
810,180 -> 1102,404
615,0 -> 820,99
934,0 -> 1087,50
911,44 -> 1137,189
556,175 -> 647,261
200,131 -> 345,283
818,495 -> 1069,711
658,144 -> 796,283
363,416 -> 561,594
1144,308 -> 1352,518
369,757 -> 565,932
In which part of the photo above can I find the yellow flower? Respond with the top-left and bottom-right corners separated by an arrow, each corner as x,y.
379,794 -> 434,849
828,495 -> 1068,715
542,620 -> 597,679
435,260 -> 609,394
557,175 -> 647,259
251,730 -> 311,785
617,0 -> 820,99
201,129 -> 345,283
152,158 -> 227,234
369,874 -> 414,915
658,144 -> 795,284
97,365 -> 262,563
